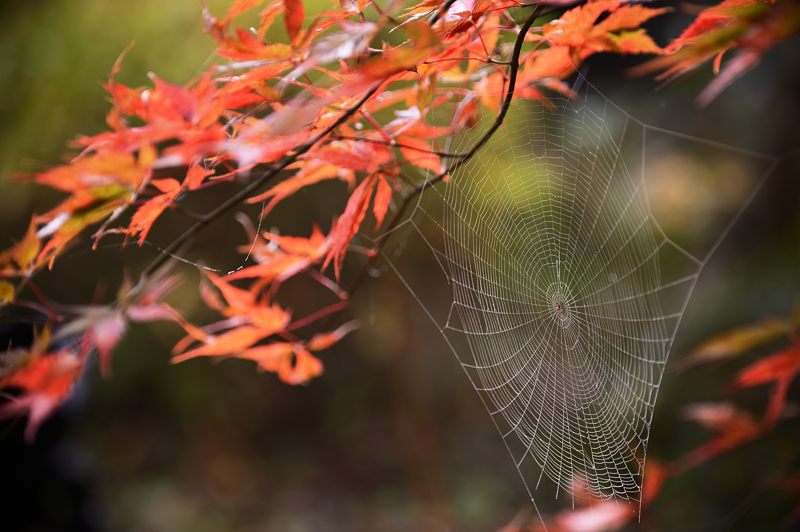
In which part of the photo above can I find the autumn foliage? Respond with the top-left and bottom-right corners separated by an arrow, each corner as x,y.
0,5 -> 798,523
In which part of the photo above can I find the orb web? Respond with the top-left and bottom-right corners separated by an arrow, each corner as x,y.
372,75 -> 778,514
440,93 -> 667,502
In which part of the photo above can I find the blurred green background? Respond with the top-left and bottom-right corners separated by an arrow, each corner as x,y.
1,1 -> 799,531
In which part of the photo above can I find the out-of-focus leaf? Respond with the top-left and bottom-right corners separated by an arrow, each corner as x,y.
357,21 -> 440,80
0,280 -> 15,304
553,500 -> 635,532
173,325 -> 277,362
10,220 -> 41,272
227,225 -> 332,284
307,321 -> 358,351
633,0 -> 800,105
283,0 -> 305,44
204,4 -> 293,62
681,318 -> 791,368
733,343 -> 800,427
278,346 -> 322,384
0,331 -> 83,442
642,459 -> 668,506
677,402 -> 762,472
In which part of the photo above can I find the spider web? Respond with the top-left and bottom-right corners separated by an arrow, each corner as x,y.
373,76 -> 779,517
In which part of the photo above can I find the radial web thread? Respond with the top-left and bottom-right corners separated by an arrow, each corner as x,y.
377,77 -> 779,511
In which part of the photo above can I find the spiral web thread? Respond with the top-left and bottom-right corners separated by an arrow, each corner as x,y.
374,77 -> 779,515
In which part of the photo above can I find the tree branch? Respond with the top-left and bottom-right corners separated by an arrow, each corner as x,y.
345,4 -> 543,296
129,83 -> 382,297
429,0 -> 458,26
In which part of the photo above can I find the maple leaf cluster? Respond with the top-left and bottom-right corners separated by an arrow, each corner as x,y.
0,0 -> 796,444
635,0 -> 800,106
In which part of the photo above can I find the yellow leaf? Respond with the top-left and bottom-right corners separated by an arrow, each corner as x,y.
11,220 -> 41,271
0,280 -> 15,304
682,319 -> 790,369
607,29 -> 664,54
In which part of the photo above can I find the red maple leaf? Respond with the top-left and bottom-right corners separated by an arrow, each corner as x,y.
733,343 -> 800,427
0,330 -> 83,441
676,402 -> 762,472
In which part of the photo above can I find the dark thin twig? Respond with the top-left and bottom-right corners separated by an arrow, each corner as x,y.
429,0 -> 458,26
423,56 -> 511,66
287,300 -> 350,332
346,4 -> 543,295
172,204 -> 206,221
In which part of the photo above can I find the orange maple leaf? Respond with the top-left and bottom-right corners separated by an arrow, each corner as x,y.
241,321 -> 356,384
171,272 -> 292,365
324,171 -> 393,279
357,21 -> 440,80
242,343 -> 323,384
282,0 -> 305,45
525,0 -> 668,80
127,164 -> 212,245
228,225 -> 332,285
203,3 -> 293,62
307,321 -> 359,351
396,135 -> 443,174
